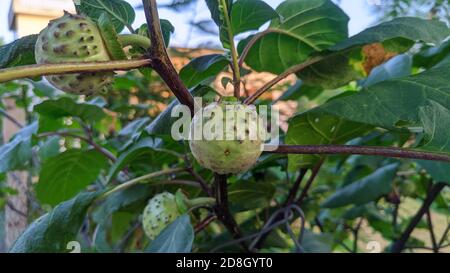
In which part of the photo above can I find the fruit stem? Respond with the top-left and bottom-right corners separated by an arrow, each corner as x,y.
99,167 -> 185,200
220,0 -> 241,99
0,59 -> 152,83
185,197 -> 216,209
118,34 -> 152,50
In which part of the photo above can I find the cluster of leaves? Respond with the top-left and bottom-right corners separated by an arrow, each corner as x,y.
0,0 -> 449,253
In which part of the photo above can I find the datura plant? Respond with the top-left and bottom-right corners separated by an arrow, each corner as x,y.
0,0 -> 448,255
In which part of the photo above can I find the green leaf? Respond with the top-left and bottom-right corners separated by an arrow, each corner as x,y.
417,161 -> 450,184
146,215 -> 194,253
206,0 -> 233,49
146,85 -> 216,136
417,101 -> 450,153
286,110 -> 372,170
93,184 -> 152,223
230,0 -> 278,35
10,191 -> 100,253
299,17 -> 450,89
362,54 -> 412,87
322,163 -> 399,208
36,149 -> 108,206
316,64 -> 450,153
34,97 -> 106,123
0,122 -> 38,172
414,39 -> 450,69
107,138 -> 177,182
160,19 -> 175,47
97,13 -> 127,60
75,0 -> 135,33
241,0 -> 349,74
0,35 -> 37,69
301,229 -> 333,253
228,181 -> 275,211
179,54 -> 229,88
331,17 -> 450,52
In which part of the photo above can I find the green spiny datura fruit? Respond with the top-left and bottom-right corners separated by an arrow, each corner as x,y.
142,192 -> 183,240
35,11 -> 113,95
189,99 -> 266,175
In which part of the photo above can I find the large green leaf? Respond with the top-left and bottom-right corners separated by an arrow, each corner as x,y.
417,101 -> 450,153
315,64 -> 450,153
322,163 -> 399,208
36,149 -> 108,206
230,0 -> 278,35
146,85 -> 215,136
93,184 -> 152,223
228,181 -> 275,211
0,122 -> 38,172
299,17 -> 450,89
241,0 -> 349,74
34,97 -> 106,123
286,110 -> 372,170
10,191 -> 100,253
107,138 -> 177,182
179,54 -> 229,88
331,17 -> 450,52
146,215 -> 194,253
74,0 -> 135,33
0,35 -> 37,69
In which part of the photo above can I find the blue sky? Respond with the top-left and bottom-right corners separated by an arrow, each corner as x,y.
0,0 -> 378,47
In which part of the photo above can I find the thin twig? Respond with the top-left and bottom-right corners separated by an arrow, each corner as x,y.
284,168 -> 308,206
186,167 -> 213,197
195,215 -> 218,234
391,182 -> 447,253
244,56 -> 324,105
0,108 -> 24,128
426,209 -> 439,253
268,145 -> 450,163
99,168 -> 186,199
238,29 -> 274,68
438,224 -> 450,247
296,158 -> 325,206
0,59 -> 152,83
38,132 -> 117,162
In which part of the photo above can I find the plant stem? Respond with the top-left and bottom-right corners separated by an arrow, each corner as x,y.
438,224 -> 450,247
99,167 -> 186,199
38,131 -> 117,162
142,0 -> 195,115
195,215 -> 218,234
214,173 -> 247,250
220,0 -> 241,98
296,158 -> 325,206
426,209 -> 439,253
244,56 -> 324,104
0,59 -> 152,83
283,168 -> 308,206
0,108 -> 24,128
238,29 -> 274,68
268,145 -> 450,163
391,182 -> 447,253
118,34 -> 151,49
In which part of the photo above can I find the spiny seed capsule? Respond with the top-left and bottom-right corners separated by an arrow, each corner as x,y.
34,11 -> 113,95
142,192 -> 183,240
189,100 -> 266,175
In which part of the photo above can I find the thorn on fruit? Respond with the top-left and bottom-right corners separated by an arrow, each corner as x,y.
66,30 -> 74,37
57,22 -> 66,29
53,31 -> 60,38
